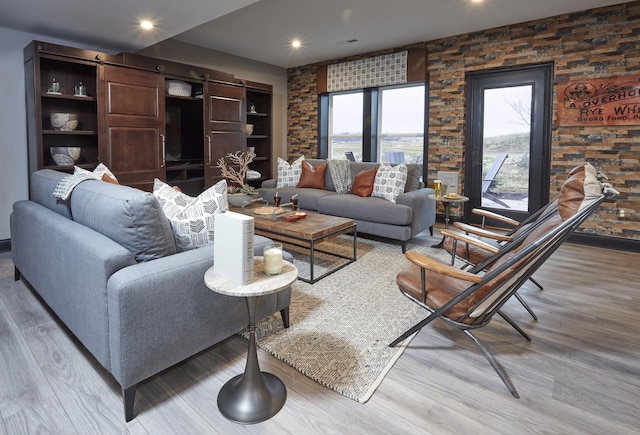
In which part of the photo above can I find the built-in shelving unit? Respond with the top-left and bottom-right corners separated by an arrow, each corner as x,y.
24,41 -> 275,196
164,78 -> 205,195
245,81 -> 273,187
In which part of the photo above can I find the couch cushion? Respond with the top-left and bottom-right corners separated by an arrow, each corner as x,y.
317,193 -> 413,226
404,164 -> 421,192
70,180 -> 177,262
30,169 -> 73,219
297,161 -> 327,189
351,167 -> 377,197
153,178 -> 228,251
276,155 -> 305,187
372,163 -> 408,203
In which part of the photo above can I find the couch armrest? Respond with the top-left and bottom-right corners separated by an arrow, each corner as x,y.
107,244 -> 291,389
395,187 -> 436,236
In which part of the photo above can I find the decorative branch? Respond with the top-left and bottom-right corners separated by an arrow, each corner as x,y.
216,151 -> 256,194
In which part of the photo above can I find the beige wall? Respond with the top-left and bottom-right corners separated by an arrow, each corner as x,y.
285,2 -> 640,242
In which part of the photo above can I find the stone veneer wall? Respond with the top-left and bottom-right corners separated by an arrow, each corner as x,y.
287,2 -> 640,241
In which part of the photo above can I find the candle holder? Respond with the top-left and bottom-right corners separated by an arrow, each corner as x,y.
263,243 -> 283,275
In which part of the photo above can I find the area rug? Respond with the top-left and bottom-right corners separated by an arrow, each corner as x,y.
245,236 -> 458,403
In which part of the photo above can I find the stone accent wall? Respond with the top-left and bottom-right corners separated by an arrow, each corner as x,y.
287,2 -> 640,241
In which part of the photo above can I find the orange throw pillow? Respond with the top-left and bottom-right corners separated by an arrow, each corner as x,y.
297,161 -> 327,189
351,167 -> 377,197
101,173 -> 119,184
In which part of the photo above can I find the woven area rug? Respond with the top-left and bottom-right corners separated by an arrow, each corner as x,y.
245,235 -> 457,403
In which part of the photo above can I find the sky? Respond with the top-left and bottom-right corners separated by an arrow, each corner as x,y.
331,85 -> 425,134
331,84 -> 532,138
482,85 -> 532,137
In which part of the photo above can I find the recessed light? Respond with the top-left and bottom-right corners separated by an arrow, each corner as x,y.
291,40 -> 301,48
140,20 -> 154,30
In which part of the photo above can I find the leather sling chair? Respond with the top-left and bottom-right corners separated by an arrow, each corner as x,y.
391,164 -> 616,398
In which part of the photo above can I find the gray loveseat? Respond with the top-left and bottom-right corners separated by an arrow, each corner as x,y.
10,169 -> 291,421
259,159 -> 436,251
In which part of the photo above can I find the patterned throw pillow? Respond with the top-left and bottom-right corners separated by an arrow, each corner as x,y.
153,178 -> 228,251
276,155 -> 305,187
372,163 -> 408,203
74,163 -> 119,184
327,159 -> 352,194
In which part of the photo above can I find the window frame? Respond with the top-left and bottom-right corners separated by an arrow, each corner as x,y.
319,82 -> 427,170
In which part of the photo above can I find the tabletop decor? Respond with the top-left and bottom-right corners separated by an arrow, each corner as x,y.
217,150 -> 258,206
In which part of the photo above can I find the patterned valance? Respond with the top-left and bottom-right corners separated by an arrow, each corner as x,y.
326,51 -> 408,92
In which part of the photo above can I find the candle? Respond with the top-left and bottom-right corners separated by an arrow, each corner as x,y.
263,243 -> 283,275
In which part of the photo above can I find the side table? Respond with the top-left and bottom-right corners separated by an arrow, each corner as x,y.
204,258 -> 298,424
431,194 -> 469,248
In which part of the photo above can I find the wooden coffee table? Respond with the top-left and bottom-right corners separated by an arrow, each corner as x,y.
235,205 -> 357,284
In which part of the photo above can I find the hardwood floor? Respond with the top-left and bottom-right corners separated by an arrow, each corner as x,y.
1,232 -> 639,434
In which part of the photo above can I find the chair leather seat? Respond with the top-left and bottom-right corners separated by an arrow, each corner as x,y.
396,263 -> 482,323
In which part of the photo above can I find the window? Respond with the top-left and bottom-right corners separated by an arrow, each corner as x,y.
328,91 -> 363,160
322,84 -> 425,165
378,85 -> 425,164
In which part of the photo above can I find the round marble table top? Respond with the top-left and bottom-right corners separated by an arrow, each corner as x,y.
204,257 -> 298,297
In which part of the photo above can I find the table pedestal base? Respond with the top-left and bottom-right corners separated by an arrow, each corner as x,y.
217,295 -> 287,424
218,371 -> 286,424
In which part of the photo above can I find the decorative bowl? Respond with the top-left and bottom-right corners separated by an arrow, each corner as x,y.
50,147 -> 81,166
284,214 -> 299,222
244,124 -> 254,136
294,211 -> 308,219
50,112 -> 79,131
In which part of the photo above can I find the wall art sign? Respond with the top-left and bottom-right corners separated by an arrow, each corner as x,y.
557,75 -> 640,126
327,51 -> 407,93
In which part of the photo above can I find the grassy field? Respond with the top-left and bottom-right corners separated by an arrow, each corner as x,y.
331,132 -> 529,195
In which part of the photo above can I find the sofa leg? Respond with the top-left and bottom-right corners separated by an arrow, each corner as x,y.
14,266 -> 21,281
401,241 -> 407,254
123,385 -> 136,422
429,225 -> 434,236
280,307 -> 290,328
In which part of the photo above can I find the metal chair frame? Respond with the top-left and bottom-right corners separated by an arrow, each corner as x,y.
391,194 -> 608,398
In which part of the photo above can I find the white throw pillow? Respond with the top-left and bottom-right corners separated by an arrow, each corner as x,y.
276,155 -> 305,188
372,163 -> 408,203
153,178 -> 228,251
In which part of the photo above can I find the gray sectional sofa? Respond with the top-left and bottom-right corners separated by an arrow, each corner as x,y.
258,159 -> 436,251
10,169 -> 291,421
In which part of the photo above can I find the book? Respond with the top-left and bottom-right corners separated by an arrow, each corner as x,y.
213,211 -> 255,285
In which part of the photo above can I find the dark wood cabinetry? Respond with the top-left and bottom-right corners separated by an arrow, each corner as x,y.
245,81 -> 273,186
24,42 -> 106,177
101,65 -> 165,191
24,41 -> 274,195
164,78 -> 205,196
205,81 -> 245,187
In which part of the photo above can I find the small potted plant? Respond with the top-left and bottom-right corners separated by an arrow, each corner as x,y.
216,150 -> 259,206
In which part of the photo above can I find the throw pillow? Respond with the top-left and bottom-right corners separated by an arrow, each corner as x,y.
327,159 -> 352,194
297,161 -> 327,189
153,178 -> 228,251
74,163 -> 119,184
372,163 -> 408,203
350,167 -> 377,197
276,155 -> 305,188
558,162 -> 602,220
